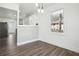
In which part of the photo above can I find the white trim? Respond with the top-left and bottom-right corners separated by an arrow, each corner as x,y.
17,38 -> 79,53
40,39 -> 79,53
17,25 -> 37,27
17,39 -> 39,46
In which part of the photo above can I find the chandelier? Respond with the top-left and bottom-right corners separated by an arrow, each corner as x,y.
35,3 -> 44,13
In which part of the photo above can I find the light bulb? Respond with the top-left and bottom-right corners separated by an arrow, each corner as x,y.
37,9 -> 41,13
41,9 -> 44,13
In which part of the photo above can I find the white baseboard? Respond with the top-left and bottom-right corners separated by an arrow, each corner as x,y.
40,39 -> 79,53
17,38 -> 79,53
17,39 -> 39,46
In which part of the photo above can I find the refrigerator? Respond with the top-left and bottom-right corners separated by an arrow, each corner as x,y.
0,22 -> 8,38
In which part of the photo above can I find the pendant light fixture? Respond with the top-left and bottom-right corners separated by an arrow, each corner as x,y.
35,3 -> 44,13
41,3 -> 44,13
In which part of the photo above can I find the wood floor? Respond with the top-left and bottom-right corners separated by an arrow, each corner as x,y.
0,34 -> 79,56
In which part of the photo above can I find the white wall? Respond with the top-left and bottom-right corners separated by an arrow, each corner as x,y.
39,3 -> 79,52
8,20 -> 16,33
17,13 -> 39,45
17,25 -> 39,45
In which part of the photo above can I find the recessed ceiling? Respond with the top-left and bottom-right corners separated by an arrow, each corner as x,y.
0,7 -> 17,19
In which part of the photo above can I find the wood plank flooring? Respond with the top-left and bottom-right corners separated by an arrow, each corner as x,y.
0,34 -> 79,56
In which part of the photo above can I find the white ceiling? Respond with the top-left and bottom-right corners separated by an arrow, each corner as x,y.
0,7 -> 17,19
19,3 -> 37,16
0,3 -> 55,19
19,3 -> 55,17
